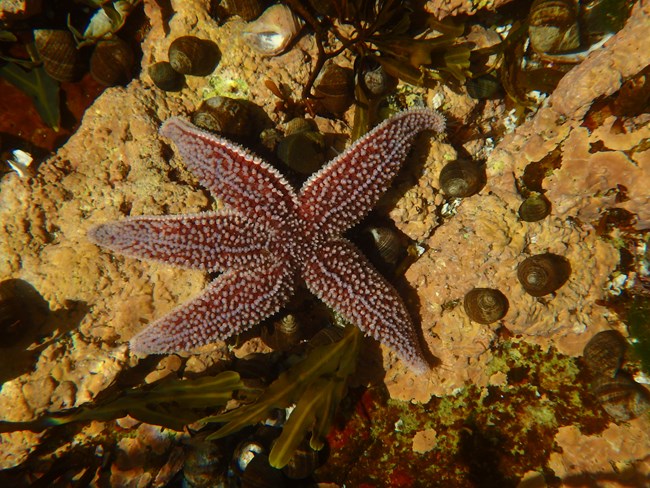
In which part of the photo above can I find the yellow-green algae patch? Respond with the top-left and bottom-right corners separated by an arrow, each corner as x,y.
320,339 -> 611,486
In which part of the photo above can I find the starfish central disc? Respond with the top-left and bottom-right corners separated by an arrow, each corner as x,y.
89,108 -> 446,372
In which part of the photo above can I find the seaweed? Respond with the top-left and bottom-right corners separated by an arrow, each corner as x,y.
627,297 -> 650,376
0,370 -> 243,433
0,63 -> 61,130
202,323 -> 362,468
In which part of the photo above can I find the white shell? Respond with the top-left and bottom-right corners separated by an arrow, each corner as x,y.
241,4 -> 303,56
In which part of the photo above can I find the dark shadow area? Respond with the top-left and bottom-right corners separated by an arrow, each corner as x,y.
0,279 -> 88,385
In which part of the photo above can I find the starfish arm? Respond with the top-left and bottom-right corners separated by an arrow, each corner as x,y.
88,211 -> 270,272
130,257 -> 295,354
302,238 -> 428,373
298,108 -> 445,237
160,117 -> 299,227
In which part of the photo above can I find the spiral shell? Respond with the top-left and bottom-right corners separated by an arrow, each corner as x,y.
277,128 -> 325,175
148,61 -> 184,92
168,36 -> 220,76
192,96 -> 251,139
261,314 -> 302,350
439,161 -> 485,198
591,374 -> 650,422
528,0 -> 581,54
517,253 -> 571,297
183,436 -> 229,488
241,4 -> 303,56
583,330 -> 627,377
358,57 -> 396,98
90,38 -> 134,86
34,29 -> 81,82
518,193 -> 552,222
463,288 -> 509,324
313,62 -> 354,115
368,227 -> 403,265
282,439 -> 322,479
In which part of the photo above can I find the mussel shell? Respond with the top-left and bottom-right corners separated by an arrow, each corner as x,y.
439,161 -> 485,198
518,193 -> 552,222
517,253 -> 571,297
34,29 -> 82,82
313,62 -> 354,115
148,61 -> 184,91
90,38 -> 134,86
583,330 -> 627,377
463,288 -> 509,324
168,36 -> 220,76
192,96 -> 251,139
528,0 -> 581,54
241,4 -> 303,56
591,374 -> 650,422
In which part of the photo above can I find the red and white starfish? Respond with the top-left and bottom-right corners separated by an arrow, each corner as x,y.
89,108 -> 445,372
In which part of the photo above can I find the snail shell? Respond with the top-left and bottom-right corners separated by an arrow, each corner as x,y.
281,439 -> 322,480
463,288 -> 509,324
261,314 -> 302,350
239,453 -> 285,487
591,374 -> 650,422
34,29 -> 81,82
358,57 -> 396,98
221,0 -> 266,21
368,227 -> 402,265
277,131 -> 325,175
517,253 -> 571,297
528,0 -> 581,54
466,74 -> 501,100
439,161 -> 485,198
148,61 -> 184,92
183,436 -> 229,488
583,330 -> 627,377
518,193 -> 552,222
168,36 -> 220,76
241,4 -> 303,56
313,62 -> 354,115
192,96 -> 251,139
90,38 -> 134,86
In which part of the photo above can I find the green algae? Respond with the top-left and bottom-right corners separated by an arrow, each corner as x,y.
321,339 -> 610,485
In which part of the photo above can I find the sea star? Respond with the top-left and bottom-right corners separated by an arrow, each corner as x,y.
89,108 -> 445,372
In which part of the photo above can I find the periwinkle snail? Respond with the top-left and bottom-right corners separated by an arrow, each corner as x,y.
313,62 -> 354,115
90,38 -> 134,86
518,193 -> 552,222
168,36 -> 220,76
191,96 -> 252,139
439,161 -> 485,198
148,61 -> 184,92
463,288 -> 509,324
582,330 -> 627,378
517,253 -> 571,297
528,0 -> 581,54
33,29 -> 82,82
